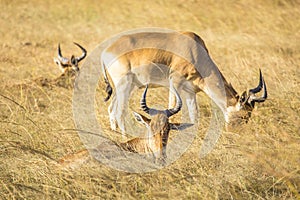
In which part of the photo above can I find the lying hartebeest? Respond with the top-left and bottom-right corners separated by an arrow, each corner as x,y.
119,84 -> 192,163
52,42 -> 87,88
101,31 -> 267,133
58,84 -> 192,168
54,42 -> 87,74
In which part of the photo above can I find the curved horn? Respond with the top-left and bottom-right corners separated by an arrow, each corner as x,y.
73,42 -> 87,62
57,43 -> 69,64
250,79 -> 267,103
140,85 -> 150,114
249,69 -> 263,94
249,69 -> 267,103
140,85 -> 158,115
165,85 -> 182,117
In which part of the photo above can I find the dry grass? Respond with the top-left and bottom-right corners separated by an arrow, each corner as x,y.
0,0 -> 299,199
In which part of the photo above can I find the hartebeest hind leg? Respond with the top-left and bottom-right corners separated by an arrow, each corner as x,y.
110,72 -> 140,135
108,95 -> 118,131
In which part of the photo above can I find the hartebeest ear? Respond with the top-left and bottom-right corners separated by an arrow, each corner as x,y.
133,112 -> 151,126
239,91 -> 247,104
54,58 -> 66,73
170,123 -> 194,131
70,56 -> 80,72
54,58 -> 61,66
71,55 -> 77,65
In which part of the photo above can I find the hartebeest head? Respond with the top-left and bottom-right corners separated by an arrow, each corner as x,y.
225,69 -> 267,126
121,84 -> 193,163
54,42 -> 87,73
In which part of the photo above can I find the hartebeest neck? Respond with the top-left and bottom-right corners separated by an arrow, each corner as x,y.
195,57 -> 239,120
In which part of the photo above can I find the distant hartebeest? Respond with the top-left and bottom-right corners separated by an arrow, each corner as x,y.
54,42 -> 87,74
52,42 -> 87,88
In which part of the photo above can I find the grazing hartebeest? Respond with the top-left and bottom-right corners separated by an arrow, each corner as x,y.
101,31 -> 267,133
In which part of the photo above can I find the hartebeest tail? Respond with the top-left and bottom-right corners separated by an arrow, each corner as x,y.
101,62 -> 113,102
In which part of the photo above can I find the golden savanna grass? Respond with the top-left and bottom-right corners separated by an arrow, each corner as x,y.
0,0 -> 299,199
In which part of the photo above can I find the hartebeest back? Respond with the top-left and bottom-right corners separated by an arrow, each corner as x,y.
100,31 -> 267,133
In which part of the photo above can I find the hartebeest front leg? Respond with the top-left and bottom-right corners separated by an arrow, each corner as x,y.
113,72 -> 139,135
169,77 -> 198,123
183,92 -> 198,124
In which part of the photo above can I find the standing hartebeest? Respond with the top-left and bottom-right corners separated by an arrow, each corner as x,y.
101,31 -> 267,133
